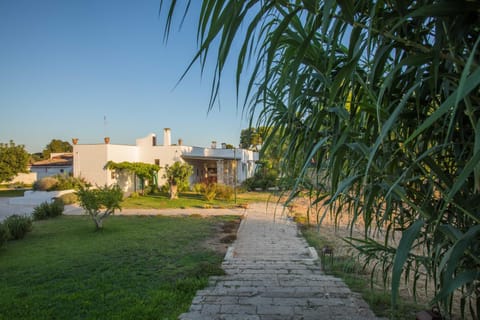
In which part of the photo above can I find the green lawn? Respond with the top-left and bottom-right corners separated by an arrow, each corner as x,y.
122,191 -> 276,209
0,215 -> 237,320
0,189 -> 26,197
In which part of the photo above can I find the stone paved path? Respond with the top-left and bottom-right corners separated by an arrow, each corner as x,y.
179,202 -> 381,320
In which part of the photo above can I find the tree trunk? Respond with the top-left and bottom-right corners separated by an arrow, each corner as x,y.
169,184 -> 178,199
95,218 -> 103,230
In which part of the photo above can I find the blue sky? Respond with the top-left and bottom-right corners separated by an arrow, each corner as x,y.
0,0 -> 250,153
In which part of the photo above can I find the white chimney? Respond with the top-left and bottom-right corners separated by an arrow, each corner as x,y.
164,128 -> 171,146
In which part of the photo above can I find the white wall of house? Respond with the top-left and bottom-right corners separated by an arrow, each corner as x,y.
73,144 -> 138,190
31,166 -> 72,180
73,144 -> 109,186
105,144 -> 138,189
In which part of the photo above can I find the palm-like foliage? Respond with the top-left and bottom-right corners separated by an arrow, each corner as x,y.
161,1 -> 480,317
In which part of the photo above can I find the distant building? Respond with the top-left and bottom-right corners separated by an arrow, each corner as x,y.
30,153 -> 73,180
72,129 -> 258,192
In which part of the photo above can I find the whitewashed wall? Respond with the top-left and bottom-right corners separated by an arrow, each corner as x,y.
141,145 -> 185,186
8,172 -> 37,185
104,144 -> 138,188
31,166 -> 72,180
73,144 -> 109,186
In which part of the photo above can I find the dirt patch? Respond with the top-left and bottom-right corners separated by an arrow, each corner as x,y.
204,216 -> 243,255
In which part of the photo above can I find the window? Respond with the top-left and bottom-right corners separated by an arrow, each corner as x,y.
154,159 -> 160,166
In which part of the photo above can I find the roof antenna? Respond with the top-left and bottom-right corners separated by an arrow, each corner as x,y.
104,115 -> 108,137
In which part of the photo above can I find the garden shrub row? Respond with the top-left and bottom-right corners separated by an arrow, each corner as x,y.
0,199 -> 66,249
0,214 -> 33,248
193,183 -> 234,201
32,199 -> 65,220
32,175 -> 87,191
58,192 -> 78,205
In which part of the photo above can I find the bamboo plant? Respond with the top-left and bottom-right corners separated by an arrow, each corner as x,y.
161,1 -> 480,317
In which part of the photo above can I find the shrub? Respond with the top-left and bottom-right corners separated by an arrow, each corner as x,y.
32,200 -> 65,220
33,175 -> 87,191
4,215 -> 32,240
55,175 -> 83,190
242,169 -> 279,191
33,176 -> 58,191
203,183 -> 217,202
143,185 -> 158,195
160,183 -> 169,193
192,183 -> 205,194
129,191 -> 140,198
0,223 -> 8,247
59,192 -> 78,205
215,184 -> 234,201
236,184 -> 248,193
242,177 -> 256,191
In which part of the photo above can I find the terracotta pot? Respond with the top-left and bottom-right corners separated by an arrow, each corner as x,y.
72,138 -> 79,145
104,137 -> 110,144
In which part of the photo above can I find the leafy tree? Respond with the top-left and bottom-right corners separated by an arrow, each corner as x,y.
77,185 -> 123,230
162,1 -> 480,317
30,152 -> 43,162
0,141 -> 30,183
42,139 -> 72,159
241,126 -> 287,189
163,161 -> 193,199
240,128 -> 263,151
244,160 -> 279,191
105,161 -> 160,194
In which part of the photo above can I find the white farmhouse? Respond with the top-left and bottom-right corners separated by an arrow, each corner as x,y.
72,129 -> 258,192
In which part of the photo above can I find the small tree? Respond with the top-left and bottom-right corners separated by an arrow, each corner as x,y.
163,161 -> 193,199
0,141 -> 30,183
76,185 -> 123,230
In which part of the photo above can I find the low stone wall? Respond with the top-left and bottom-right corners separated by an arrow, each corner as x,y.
8,172 -> 37,185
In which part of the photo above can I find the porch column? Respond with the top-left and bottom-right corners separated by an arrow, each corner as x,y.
217,160 -> 224,184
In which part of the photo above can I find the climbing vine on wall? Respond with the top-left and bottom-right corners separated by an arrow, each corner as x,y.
104,161 -> 160,194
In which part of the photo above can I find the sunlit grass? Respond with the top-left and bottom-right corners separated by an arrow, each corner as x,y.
0,215 -> 237,320
122,191 -> 277,209
0,189 -> 26,197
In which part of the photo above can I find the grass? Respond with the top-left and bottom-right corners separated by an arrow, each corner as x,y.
122,191 -> 276,209
0,214 -> 238,320
236,191 -> 278,202
301,226 -> 427,320
0,189 -> 26,197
